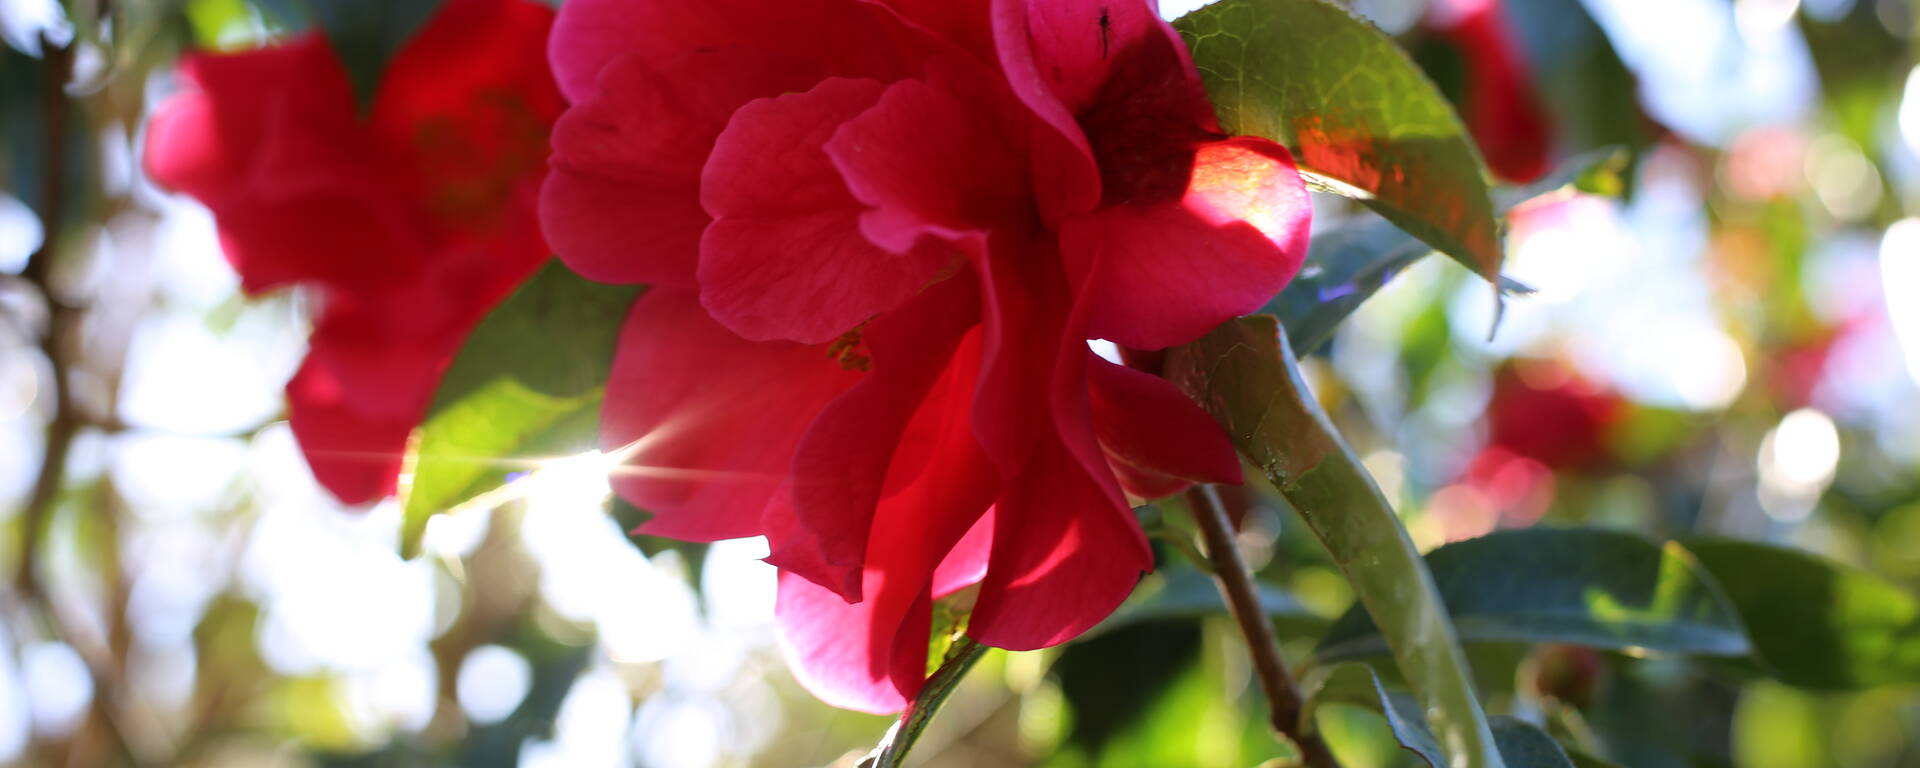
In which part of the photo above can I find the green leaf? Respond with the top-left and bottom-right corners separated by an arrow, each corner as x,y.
1684,537 -> 1920,689
400,261 -> 642,558
1166,315 -> 1504,768
1174,0 -> 1502,282
1090,563 -> 1322,638
1305,663 -> 1580,767
306,0 -> 444,111
1268,217 -> 1434,355
1306,663 -> 1446,765
1565,749 -> 1624,768
1488,717 -> 1581,768
1317,528 -> 1752,661
861,637 -> 990,768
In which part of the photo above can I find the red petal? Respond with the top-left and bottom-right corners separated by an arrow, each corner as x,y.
988,0 -> 1100,220
698,78 -> 955,344
1432,0 -> 1551,183
549,0 -> 937,103
371,0 -> 562,212
1087,355 -> 1242,489
967,435 -> 1152,650
963,239 -> 1151,651
145,39 -> 418,295
542,48 -> 808,288
775,572 -> 921,714
873,0 -> 997,64
1061,138 -> 1310,350
774,339 -> 998,713
825,57 -> 1033,252
284,359 -> 412,505
965,235 -> 1066,472
777,278 -> 983,598
931,508 -> 995,599
602,289 -> 862,541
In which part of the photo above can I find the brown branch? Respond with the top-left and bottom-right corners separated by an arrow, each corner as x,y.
15,31 -> 79,600
1186,484 -> 1340,768
8,32 -> 149,768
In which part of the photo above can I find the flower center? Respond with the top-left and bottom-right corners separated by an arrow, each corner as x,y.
825,325 -> 872,372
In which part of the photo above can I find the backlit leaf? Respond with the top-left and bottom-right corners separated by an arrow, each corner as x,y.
399,261 -> 641,558
1175,0 -> 1503,282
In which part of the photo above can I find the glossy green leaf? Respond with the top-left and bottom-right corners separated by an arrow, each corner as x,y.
1175,0 -> 1502,282
1685,537 -> 1920,689
1306,663 -> 1579,767
306,0 -> 444,110
1317,528 -> 1752,661
399,261 -> 642,558
1488,717 -> 1581,768
1167,315 -> 1504,768
1267,218 -> 1434,356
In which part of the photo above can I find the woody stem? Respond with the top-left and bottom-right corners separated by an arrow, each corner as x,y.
1186,484 -> 1340,768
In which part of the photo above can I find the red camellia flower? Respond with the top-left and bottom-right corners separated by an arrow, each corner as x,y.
1427,0 -> 1551,182
544,0 -> 1311,711
1484,360 -> 1625,471
144,0 -> 564,503
1449,361 -> 1626,537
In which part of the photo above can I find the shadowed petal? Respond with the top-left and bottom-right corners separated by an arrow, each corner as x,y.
1087,355 -> 1242,490
777,278 -> 983,598
774,333 -> 997,713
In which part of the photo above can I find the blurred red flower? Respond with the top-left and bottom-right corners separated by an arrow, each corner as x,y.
1428,0 -> 1552,182
1484,361 -> 1625,471
1446,361 -> 1626,538
544,0 -> 1310,711
144,0 -> 563,504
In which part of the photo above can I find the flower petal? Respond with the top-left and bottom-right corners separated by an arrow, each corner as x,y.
1087,354 -> 1242,490
872,0 -> 996,64
774,338 -> 998,713
549,0 -> 937,103
542,48 -> 809,288
967,434 -> 1152,650
602,289 -> 862,541
931,508 -> 995,598
988,0 -> 1100,220
284,358 -> 414,505
144,39 -> 419,296
777,277 -> 983,599
826,57 -> 1033,252
965,235 -> 1065,472
698,78 -> 956,344
1431,0 -> 1551,183
1061,137 -> 1310,350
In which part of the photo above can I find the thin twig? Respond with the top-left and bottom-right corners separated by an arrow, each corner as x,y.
15,31 -> 79,600
8,32 -> 149,768
1186,484 -> 1340,768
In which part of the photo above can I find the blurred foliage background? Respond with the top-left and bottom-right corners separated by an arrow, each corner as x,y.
2,0 -> 1919,765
